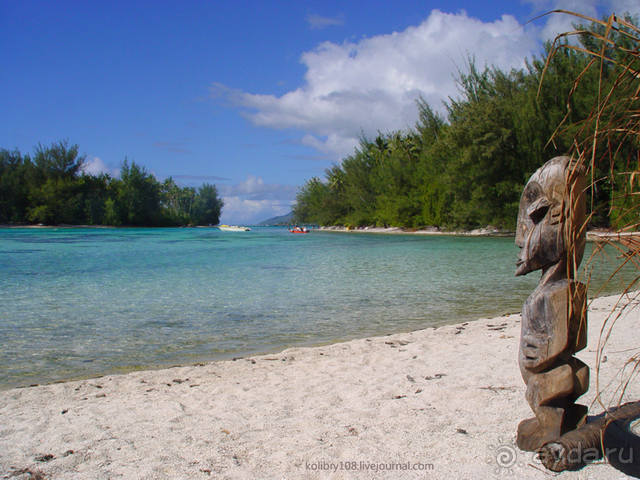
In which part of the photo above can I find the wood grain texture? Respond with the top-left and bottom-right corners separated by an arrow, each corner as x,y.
515,156 -> 588,452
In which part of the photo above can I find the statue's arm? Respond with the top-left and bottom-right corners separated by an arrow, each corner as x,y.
520,291 -> 569,372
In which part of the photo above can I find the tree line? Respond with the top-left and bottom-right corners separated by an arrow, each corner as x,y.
293,18 -> 639,230
0,141 -> 223,226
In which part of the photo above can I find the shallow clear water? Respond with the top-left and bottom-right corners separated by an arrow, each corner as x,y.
0,227 -> 635,389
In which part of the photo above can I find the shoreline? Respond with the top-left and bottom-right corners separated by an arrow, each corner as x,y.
2,223 -> 626,242
0,224 -> 217,229
1,286 -> 624,393
316,225 -> 629,243
2,292 -> 639,479
315,225 -> 510,236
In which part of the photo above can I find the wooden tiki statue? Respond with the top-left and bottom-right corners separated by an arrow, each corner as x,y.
515,156 -> 589,452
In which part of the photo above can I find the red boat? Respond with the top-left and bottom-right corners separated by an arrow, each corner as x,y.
289,226 -> 309,234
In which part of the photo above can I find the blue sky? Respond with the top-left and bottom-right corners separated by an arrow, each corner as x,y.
1,1 -> 638,224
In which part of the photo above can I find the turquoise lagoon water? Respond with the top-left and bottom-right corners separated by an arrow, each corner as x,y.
0,227 -> 634,389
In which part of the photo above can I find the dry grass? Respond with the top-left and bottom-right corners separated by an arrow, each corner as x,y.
543,10 -> 640,411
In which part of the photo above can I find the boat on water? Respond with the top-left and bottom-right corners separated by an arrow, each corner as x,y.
218,225 -> 251,232
289,226 -> 310,234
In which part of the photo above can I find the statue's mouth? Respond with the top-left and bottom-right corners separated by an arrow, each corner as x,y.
515,258 -> 528,276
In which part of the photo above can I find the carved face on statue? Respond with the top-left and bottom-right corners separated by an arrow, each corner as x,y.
515,156 -> 585,277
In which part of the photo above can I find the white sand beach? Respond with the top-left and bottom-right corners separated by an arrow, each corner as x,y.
1,292 -> 639,480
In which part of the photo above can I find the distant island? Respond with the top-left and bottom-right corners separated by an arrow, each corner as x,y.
0,141 -> 224,227
257,212 -> 294,226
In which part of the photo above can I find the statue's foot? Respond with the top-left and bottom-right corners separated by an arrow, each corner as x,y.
517,405 -> 588,451
564,404 -> 588,431
517,417 -> 560,451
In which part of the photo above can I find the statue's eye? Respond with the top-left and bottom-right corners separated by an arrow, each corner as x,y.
527,197 -> 550,224
522,181 -> 543,204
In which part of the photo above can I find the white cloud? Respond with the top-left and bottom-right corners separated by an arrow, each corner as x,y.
218,175 -> 297,199
226,175 -> 267,195
300,133 -> 357,158
524,0 -> 640,41
612,0 -> 640,15
221,10 -> 537,160
306,14 -> 344,30
80,157 -> 119,177
219,197 -> 291,225
218,175 -> 296,224
217,5 -> 640,162
527,0 -> 600,40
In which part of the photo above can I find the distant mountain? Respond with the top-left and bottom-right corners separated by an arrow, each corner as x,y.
258,211 -> 294,226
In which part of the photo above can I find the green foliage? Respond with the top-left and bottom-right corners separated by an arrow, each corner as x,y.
161,177 -> 193,225
192,183 -> 224,226
0,142 -> 224,227
32,140 -> 85,181
25,140 -> 86,224
293,177 -> 336,226
116,160 -> 162,226
294,24 -> 639,230
0,149 -> 31,223
103,197 -> 121,226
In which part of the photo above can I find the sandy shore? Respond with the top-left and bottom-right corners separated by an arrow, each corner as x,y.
1,293 -> 639,479
316,225 -> 507,236
316,226 -> 631,243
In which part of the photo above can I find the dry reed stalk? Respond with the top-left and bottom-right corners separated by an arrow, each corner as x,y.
532,12 -> 640,472
538,8 -> 640,443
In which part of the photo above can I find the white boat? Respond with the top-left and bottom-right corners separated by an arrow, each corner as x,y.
218,224 -> 251,232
